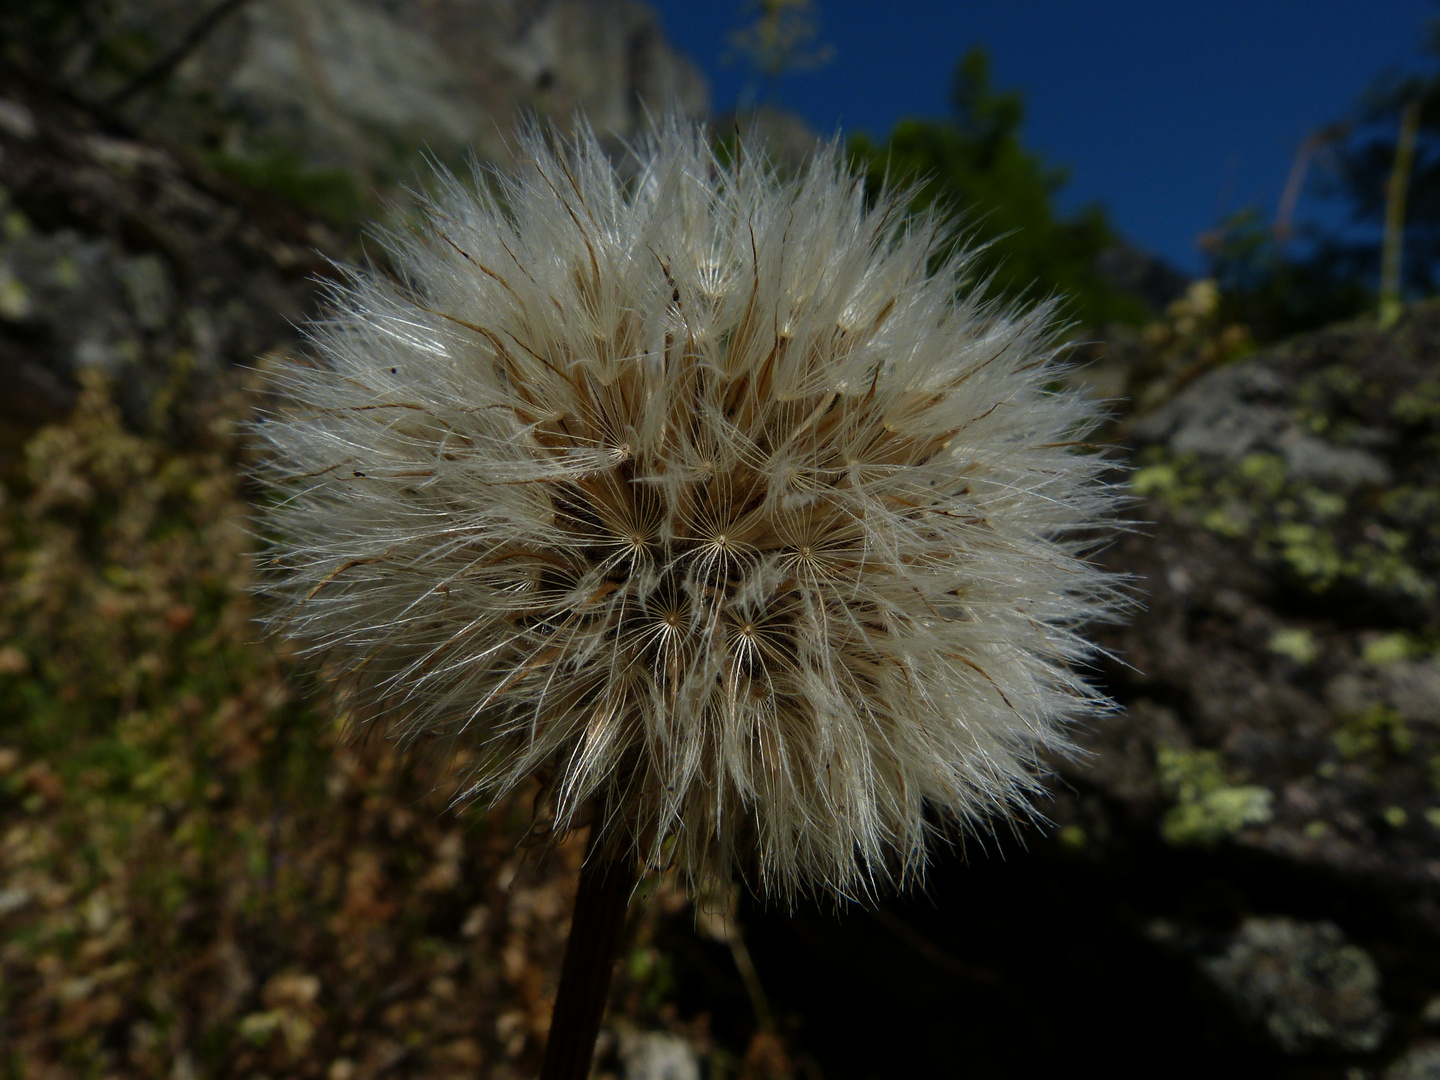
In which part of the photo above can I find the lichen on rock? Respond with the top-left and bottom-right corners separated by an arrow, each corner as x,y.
1199,917 -> 1389,1054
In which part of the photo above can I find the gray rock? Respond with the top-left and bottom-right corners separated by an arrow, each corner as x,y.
1136,362 -> 1289,458
1134,358 -> 1390,487
0,82 -> 321,430
116,252 -> 175,332
722,106 -> 826,174
220,0 -> 484,172
1201,917 -> 1388,1053
618,1030 -> 701,1080
1275,427 -> 1391,489
0,99 -> 36,141
1381,661 -> 1440,726
1387,1046 -> 1440,1080
2,225 -> 141,380
154,0 -> 708,186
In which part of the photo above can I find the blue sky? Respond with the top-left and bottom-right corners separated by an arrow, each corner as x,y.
649,0 -> 1438,273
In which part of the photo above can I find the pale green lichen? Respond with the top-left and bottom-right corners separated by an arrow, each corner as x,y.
51,254 -> 80,290
0,266 -> 31,321
1239,453 -> 1288,498
3,209 -> 29,241
1275,522 -> 1345,586
1156,746 -> 1274,846
1147,448 -> 1429,598
1203,503 -> 1250,538
1333,703 -> 1411,762
1130,452 -> 1207,507
1379,484 -> 1440,525
1130,462 -> 1180,497
1393,379 -> 1440,425
1353,543 -> 1434,602
1133,374 -> 1438,605
1269,628 -> 1319,665
1362,632 -> 1420,665
1301,488 -> 1346,519
1319,363 -> 1366,398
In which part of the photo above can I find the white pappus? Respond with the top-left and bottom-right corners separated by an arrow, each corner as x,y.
255,118 -> 1127,904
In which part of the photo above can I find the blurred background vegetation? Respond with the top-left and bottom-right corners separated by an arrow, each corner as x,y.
2,3 -> 1439,1080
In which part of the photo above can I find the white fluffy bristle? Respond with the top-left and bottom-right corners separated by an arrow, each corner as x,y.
255,118 -> 1125,903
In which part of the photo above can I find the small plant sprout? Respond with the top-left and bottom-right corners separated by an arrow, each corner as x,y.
256,117 -> 1126,1078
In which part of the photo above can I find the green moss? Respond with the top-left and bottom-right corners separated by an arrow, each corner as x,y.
625,943 -> 678,1013
1156,745 -> 1274,846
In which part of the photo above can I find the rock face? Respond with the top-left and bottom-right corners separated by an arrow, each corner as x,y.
0,70 -> 330,439
132,0 -> 708,181
0,0 -> 707,435
1093,305 -> 1440,889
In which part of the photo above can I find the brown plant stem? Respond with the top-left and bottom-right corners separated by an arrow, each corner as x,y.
539,828 -> 637,1080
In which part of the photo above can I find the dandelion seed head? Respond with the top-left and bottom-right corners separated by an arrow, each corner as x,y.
256,118 -> 1126,904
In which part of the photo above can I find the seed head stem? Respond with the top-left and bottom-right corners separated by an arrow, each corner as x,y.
540,826 -> 638,1080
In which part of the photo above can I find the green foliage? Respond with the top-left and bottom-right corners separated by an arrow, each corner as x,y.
848,50 -> 1147,328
